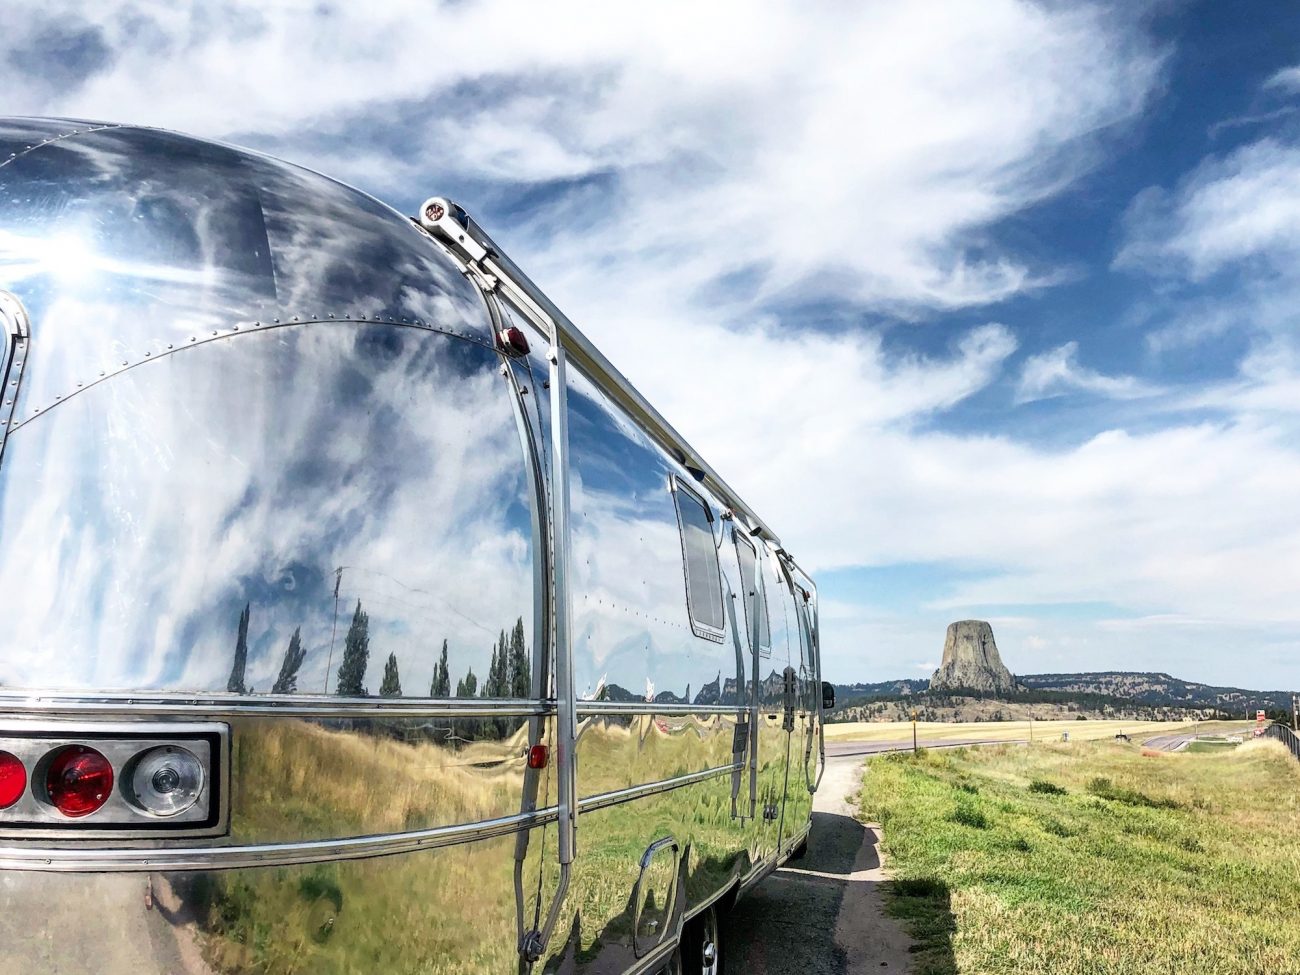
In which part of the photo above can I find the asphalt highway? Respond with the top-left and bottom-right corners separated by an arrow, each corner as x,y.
1141,732 -> 1198,752
825,735 -> 1027,759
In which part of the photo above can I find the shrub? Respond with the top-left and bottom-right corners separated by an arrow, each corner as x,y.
1043,818 -> 1075,838
1087,776 -> 1180,809
1029,779 -> 1067,796
949,802 -> 989,829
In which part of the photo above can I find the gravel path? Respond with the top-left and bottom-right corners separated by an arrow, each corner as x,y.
723,754 -> 913,974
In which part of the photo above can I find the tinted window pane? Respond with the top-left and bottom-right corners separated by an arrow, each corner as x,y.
674,482 -> 724,637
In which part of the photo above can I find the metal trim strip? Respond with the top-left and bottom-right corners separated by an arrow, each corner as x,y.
0,807 -> 559,873
577,702 -> 746,717
0,121 -> 125,171
8,316 -> 494,434
0,692 -> 553,720
415,200 -> 782,548
0,290 -> 30,470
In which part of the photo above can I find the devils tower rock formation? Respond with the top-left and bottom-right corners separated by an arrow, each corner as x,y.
930,620 -> 1018,695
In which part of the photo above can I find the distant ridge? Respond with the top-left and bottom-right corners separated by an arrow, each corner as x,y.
830,669 -> 1295,722
1017,671 -> 1295,711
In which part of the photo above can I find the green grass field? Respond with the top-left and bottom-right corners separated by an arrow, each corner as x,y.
858,737 -> 1300,974
1185,739 -> 1241,754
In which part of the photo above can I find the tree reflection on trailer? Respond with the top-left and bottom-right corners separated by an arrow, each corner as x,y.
0,118 -> 826,974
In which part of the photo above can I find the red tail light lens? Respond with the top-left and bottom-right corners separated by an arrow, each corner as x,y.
527,744 -> 549,770
45,745 -> 113,817
0,751 -> 25,809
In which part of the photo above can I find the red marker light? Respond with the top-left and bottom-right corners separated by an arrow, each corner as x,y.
46,745 -> 113,817
527,744 -> 549,770
498,326 -> 530,357
0,750 -> 25,809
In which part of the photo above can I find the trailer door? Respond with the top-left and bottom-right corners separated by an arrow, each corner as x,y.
792,566 -> 824,798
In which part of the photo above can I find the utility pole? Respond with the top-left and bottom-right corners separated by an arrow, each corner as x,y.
323,566 -> 343,693
1292,693 -> 1297,731
912,709 -> 918,754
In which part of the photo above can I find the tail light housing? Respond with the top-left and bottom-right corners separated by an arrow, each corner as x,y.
0,722 -> 228,838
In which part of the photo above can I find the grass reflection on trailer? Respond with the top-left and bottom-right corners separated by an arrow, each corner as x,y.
0,117 -> 828,975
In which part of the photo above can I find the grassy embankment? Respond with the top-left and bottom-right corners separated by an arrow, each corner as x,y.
859,735 -> 1300,974
826,718 -> 1200,746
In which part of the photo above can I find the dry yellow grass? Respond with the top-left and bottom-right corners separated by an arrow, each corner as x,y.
825,718 -> 1210,745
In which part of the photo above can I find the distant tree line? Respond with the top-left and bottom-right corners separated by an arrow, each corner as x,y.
224,600 -> 532,743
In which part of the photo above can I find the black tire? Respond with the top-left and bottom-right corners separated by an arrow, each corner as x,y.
679,905 -> 723,975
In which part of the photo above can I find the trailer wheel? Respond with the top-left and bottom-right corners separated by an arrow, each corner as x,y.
676,905 -> 722,975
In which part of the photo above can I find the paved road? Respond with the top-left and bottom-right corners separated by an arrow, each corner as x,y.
1142,733 -> 1197,752
723,753 -> 912,974
826,736 -> 1026,759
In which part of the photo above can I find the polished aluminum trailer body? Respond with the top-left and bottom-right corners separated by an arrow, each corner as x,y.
0,118 -> 824,974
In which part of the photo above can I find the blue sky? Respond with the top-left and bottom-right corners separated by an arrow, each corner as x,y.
4,0 -> 1299,690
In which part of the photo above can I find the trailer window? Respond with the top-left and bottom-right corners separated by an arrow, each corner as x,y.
671,477 -> 725,642
733,533 -> 771,657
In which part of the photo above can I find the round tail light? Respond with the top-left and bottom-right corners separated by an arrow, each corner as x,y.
45,745 -> 113,817
0,750 -> 26,809
127,745 -> 203,817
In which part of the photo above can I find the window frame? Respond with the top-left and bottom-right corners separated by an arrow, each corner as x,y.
732,529 -> 772,658
669,475 -> 726,644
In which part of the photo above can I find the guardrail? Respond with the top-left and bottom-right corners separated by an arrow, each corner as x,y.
1265,723 -> 1300,762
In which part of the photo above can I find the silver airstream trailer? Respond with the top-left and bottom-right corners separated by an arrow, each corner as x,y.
0,118 -> 828,974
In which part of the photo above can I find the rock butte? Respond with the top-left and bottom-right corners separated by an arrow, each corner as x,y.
930,620 -> 1019,695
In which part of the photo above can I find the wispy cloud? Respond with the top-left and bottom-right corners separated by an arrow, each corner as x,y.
1016,341 -> 1160,403
1263,65 -> 1300,93
0,0 -> 1163,312
1116,138 -> 1300,280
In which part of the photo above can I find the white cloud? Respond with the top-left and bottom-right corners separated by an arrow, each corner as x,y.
1116,139 -> 1300,280
0,0 -> 1162,311
1264,65 -> 1300,93
1017,341 -> 1159,402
